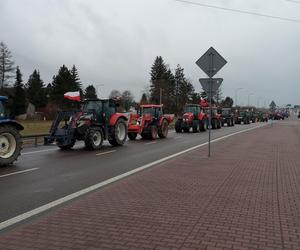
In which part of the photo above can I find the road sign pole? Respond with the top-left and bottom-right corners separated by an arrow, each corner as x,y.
208,53 -> 214,157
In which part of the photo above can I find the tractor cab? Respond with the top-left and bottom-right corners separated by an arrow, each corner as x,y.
139,104 -> 163,119
183,104 -> 201,117
0,96 -> 8,119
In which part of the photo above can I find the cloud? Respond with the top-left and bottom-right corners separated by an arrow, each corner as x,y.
0,0 -> 299,105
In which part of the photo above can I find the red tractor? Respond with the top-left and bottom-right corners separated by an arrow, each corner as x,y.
204,107 -> 222,129
45,99 -> 128,150
175,104 -> 208,133
128,104 -> 174,140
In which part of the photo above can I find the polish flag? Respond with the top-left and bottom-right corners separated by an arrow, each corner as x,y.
64,91 -> 81,101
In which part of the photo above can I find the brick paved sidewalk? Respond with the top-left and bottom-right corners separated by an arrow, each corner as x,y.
0,121 -> 300,250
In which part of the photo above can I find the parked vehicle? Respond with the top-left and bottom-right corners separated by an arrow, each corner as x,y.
234,109 -> 250,124
175,104 -> 208,133
0,96 -> 23,166
221,108 -> 235,127
204,107 -> 222,129
128,104 -> 174,140
45,98 -> 128,150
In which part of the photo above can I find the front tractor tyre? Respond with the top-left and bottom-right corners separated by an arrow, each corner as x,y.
0,125 -> 22,166
192,120 -> 198,133
57,139 -> 76,150
85,127 -> 103,150
109,118 -> 127,146
199,120 -> 207,132
175,120 -> 182,133
128,132 -> 137,140
150,126 -> 158,140
158,119 -> 169,138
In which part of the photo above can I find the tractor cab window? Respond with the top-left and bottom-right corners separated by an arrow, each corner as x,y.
222,109 -> 230,116
184,106 -> 200,115
141,107 -> 161,118
0,102 -> 7,118
83,101 -> 103,115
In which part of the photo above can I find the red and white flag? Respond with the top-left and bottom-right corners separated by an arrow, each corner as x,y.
64,91 -> 81,101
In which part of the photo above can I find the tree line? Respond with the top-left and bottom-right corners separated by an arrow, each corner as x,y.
0,41 -> 234,119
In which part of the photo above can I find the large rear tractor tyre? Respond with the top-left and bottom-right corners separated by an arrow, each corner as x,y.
150,126 -> 158,140
192,120 -> 198,133
85,127 -> 103,150
109,118 -> 127,146
0,125 -> 22,166
128,132 -> 137,140
211,120 -> 216,129
217,120 -> 221,129
158,119 -> 169,138
175,120 -> 182,133
57,139 -> 76,150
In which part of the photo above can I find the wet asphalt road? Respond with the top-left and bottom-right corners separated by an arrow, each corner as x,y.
0,123 -> 266,223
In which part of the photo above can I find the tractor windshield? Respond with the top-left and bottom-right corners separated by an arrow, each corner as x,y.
82,101 -> 103,114
184,106 -> 200,114
141,107 -> 162,117
222,109 -> 230,115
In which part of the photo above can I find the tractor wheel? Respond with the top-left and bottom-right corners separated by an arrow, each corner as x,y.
231,119 -> 235,126
128,132 -> 137,140
109,118 -> 127,146
192,120 -> 198,133
57,139 -> 76,150
150,126 -> 158,140
158,119 -> 169,138
199,120 -> 207,132
183,127 -> 190,133
211,120 -> 216,129
85,127 -> 103,150
175,120 -> 182,133
0,125 -> 23,166
217,120 -> 221,129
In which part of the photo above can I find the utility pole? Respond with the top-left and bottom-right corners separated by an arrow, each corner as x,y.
159,88 -> 163,105
235,88 -> 243,107
248,93 -> 254,107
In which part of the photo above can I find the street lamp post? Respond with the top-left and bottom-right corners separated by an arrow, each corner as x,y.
235,88 -> 243,107
248,93 -> 254,107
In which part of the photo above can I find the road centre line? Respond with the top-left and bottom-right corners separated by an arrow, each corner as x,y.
0,124 -> 267,231
0,168 -> 38,178
145,141 -> 157,145
95,150 -> 116,156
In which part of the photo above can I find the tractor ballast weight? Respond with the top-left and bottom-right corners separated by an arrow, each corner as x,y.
175,104 -> 208,133
45,99 -> 128,150
0,96 -> 24,166
128,104 -> 174,140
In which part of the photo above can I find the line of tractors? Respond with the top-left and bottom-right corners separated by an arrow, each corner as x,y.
0,96 -> 280,166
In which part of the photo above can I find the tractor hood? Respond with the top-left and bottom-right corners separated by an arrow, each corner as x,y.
183,112 -> 194,121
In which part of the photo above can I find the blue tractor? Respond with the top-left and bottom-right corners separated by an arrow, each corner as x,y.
0,96 -> 23,166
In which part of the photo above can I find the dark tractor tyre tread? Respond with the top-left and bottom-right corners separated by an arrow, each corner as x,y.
175,120 -> 182,133
108,118 -> 127,146
84,127 -> 104,150
150,126 -> 158,140
57,139 -> 76,150
0,125 -> 23,166
211,120 -> 216,129
183,127 -> 190,133
128,132 -> 137,140
192,120 -> 198,133
217,120 -> 221,129
158,119 -> 169,138
199,120 -> 207,132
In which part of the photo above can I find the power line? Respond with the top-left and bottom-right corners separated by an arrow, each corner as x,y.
175,0 -> 300,23
285,0 -> 300,3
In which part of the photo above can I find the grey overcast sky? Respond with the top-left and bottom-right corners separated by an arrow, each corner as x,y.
0,0 -> 299,106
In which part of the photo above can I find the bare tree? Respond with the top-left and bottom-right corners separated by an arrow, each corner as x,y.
0,41 -> 15,89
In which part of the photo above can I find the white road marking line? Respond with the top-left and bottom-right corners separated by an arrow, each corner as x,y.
0,168 -> 38,178
145,141 -> 157,145
95,150 -> 116,156
0,124 -> 267,231
174,136 -> 183,139
22,148 -> 58,155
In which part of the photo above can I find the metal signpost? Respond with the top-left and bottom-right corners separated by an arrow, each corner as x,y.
196,47 -> 227,157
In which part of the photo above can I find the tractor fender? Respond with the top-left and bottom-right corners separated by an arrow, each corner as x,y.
110,113 -> 128,126
0,119 -> 24,131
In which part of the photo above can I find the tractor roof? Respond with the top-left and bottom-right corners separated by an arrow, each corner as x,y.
141,104 -> 163,108
0,96 -> 8,101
